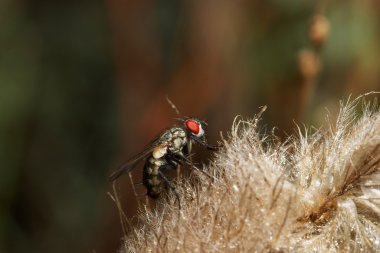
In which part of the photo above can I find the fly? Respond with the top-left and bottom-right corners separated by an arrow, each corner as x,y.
109,116 -> 220,209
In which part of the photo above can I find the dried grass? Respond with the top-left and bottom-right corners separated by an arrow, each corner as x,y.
117,96 -> 380,253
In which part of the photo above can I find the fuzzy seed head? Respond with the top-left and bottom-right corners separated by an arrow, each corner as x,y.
118,97 -> 380,253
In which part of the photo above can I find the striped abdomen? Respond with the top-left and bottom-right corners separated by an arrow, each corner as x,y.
143,156 -> 168,198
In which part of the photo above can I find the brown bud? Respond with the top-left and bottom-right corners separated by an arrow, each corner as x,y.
297,49 -> 320,79
309,14 -> 330,47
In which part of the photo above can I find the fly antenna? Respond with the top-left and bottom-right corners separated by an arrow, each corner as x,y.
166,96 -> 181,116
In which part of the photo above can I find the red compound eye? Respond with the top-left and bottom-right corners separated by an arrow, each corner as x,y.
185,119 -> 200,134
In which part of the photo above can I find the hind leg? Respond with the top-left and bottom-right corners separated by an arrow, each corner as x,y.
158,170 -> 181,209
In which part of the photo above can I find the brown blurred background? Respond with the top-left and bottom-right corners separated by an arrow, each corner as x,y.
1,0 -> 379,252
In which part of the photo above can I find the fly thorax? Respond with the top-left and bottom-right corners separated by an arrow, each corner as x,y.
168,128 -> 187,153
174,137 -> 183,149
169,137 -> 186,153
171,127 -> 186,138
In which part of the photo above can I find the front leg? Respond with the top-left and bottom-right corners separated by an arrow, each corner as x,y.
191,136 -> 221,151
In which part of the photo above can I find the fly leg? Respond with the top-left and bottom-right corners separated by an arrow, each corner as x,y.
191,136 -> 222,151
167,153 -> 215,180
158,170 -> 181,209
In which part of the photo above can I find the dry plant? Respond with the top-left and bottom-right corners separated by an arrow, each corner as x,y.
113,95 -> 380,253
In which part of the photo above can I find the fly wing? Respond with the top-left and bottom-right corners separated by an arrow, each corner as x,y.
108,136 -> 168,181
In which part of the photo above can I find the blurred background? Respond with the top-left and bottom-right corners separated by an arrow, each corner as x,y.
1,0 -> 379,252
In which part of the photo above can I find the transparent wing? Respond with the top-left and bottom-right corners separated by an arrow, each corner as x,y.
109,137 -> 167,181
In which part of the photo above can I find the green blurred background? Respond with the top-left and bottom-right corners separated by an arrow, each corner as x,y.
1,0 -> 379,252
